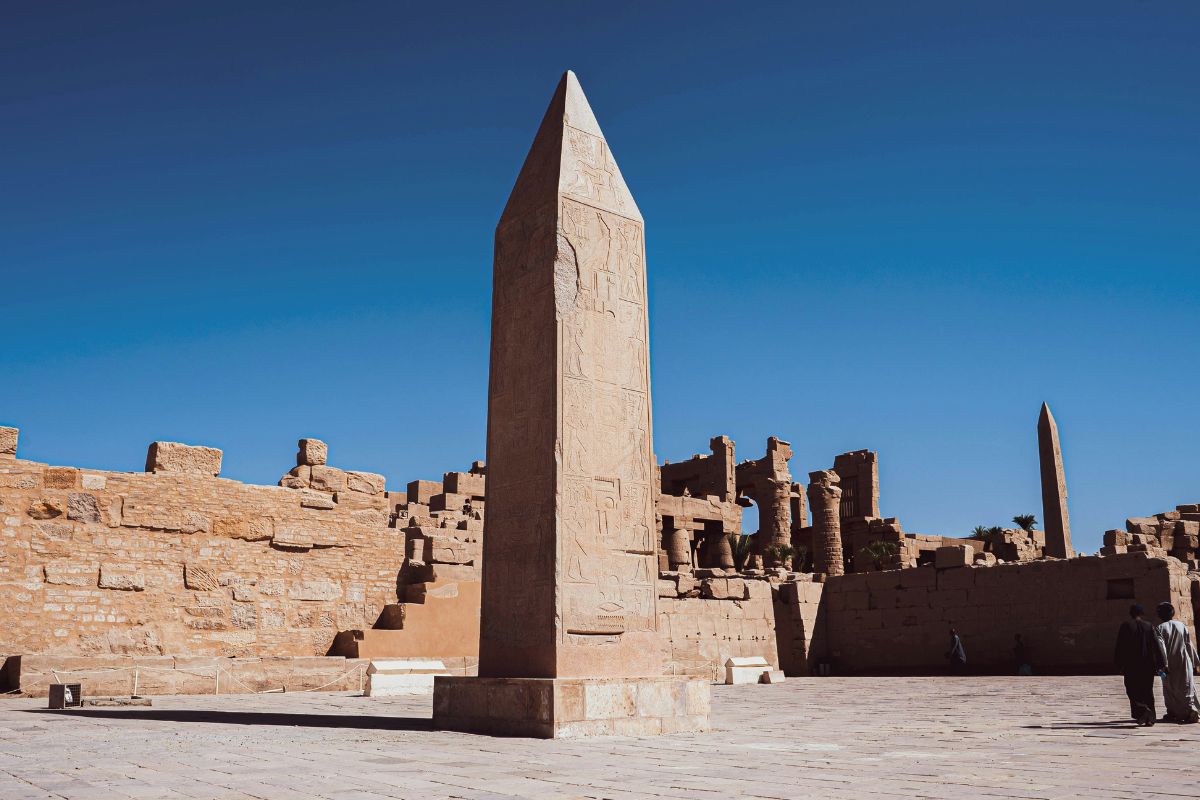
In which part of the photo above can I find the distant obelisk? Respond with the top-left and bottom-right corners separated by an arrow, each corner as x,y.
433,71 -> 709,738
1038,402 -> 1074,559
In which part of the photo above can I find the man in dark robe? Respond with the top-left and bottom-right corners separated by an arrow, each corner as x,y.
945,627 -> 967,674
1115,603 -> 1163,726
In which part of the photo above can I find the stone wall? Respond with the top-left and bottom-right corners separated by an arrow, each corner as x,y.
773,577 -> 825,676
1101,505 -> 1200,566
817,553 -> 1198,674
0,452 -> 405,659
657,573 -> 779,682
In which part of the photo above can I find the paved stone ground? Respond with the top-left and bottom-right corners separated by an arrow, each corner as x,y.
1,676 -> 1198,799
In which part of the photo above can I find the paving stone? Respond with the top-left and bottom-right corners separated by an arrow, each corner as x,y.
1,678 -> 1198,798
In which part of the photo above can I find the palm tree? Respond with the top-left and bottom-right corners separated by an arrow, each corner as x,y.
765,543 -> 795,569
792,544 -> 812,573
726,532 -> 754,571
861,540 -> 899,570
1013,514 -> 1037,533
971,525 -> 991,539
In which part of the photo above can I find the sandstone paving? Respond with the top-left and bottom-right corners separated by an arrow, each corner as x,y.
2,676 -> 1200,799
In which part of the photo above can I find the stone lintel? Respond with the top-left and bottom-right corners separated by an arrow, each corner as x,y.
432,676 -> 710,738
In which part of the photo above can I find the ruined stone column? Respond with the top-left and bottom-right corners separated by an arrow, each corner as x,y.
700,530 -> 735,570
710,435 -> 736,502
664,527 -> 692,570
433,71 -> 709,738
807,470 -> 844,577
1038,402 -> 1074,559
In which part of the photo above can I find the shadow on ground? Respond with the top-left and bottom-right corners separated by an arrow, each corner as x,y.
27,708 -> 433,731
1022,720 -> 1138,730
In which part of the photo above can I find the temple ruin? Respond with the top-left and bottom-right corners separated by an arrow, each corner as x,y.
2,73 -> 1199,718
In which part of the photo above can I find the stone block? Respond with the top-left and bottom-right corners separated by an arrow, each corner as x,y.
760,669 -> 786,684
346,471 -> 386,495
44,561 -> 96,586
701,577 -> 747,600
0,472 -> 38,489
0,426 -> 17,456
429,492 -> 468,512
66,493 -> 100,523
184,563 -> 220,591
937,565 -> 977,591
27,498 -> 64,520
745,578 -> 772,601
584,681 -> 636,719
724,656 -> 770,685
443,471 -> 486,498
44,467 -> 78,489
1104,529 -> 1129,547
407,480 -> 444,505
935,545 -> 974,569
365,659 -> 449,696
899,566 -> 937,589
98,563 -> 145,591
657,579 -> 677,598
297,438 -> 327,466
308,465 -> 347,493
426,535 -> 471,565
433,676 -> 707,738
272,526 -> 315,550
279,465 -> 311,489
288,579 -> 342,601
145,442 -> 222,476
298,489 -> 335,510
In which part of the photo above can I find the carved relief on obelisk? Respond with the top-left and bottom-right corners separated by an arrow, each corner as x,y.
478,70 -> 659,679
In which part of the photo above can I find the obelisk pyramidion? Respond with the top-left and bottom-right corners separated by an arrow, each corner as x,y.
433,71 -> 710,738
1038,402 -> 1074,559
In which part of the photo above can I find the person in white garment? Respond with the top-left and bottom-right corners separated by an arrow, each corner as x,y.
1154,602 -> 1200,724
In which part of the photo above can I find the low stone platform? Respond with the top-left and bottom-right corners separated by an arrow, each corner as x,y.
432,675 -> 710,737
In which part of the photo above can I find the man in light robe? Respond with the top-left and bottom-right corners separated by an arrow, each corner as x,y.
1154,602 -> 1200,724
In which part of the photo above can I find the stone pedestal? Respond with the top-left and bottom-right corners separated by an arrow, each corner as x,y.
433,676 -> 710,738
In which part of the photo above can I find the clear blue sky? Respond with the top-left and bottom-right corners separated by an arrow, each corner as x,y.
2,2 -> 1196,552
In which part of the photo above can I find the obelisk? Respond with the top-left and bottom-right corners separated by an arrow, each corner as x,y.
1038,402 -> 1074,559
433,71 -> 710,738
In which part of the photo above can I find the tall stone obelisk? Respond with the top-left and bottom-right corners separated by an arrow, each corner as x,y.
1038,402 -> 1074,559
433,71 -> 710,738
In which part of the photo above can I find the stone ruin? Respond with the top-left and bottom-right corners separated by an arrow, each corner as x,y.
2,73 -> 1199,719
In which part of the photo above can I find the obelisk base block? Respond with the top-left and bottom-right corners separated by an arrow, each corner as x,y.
432,675 -> 711,738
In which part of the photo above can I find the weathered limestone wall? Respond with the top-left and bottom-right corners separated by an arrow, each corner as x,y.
773,578 -> 825,676
0,455 -> 404,659
657,575 -> 779,682
818,553 -> 1196,674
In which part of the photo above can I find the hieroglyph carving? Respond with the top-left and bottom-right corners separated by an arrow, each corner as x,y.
558,196 -> 655,640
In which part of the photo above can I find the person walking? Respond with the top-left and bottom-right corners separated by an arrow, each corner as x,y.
1114,603 -> 1162,726
1154,602 -> 1200,724
1014,633 -> 1033,676
945,627 -> 967,674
